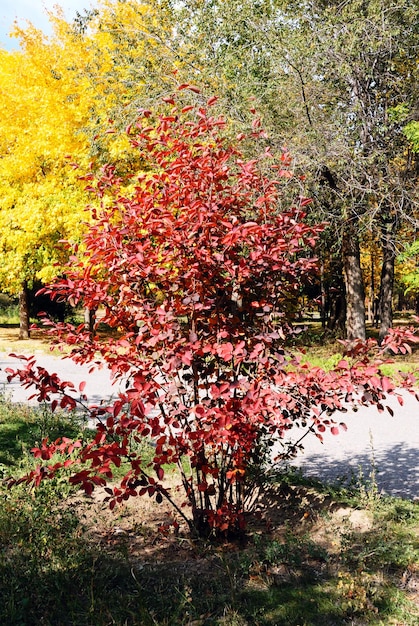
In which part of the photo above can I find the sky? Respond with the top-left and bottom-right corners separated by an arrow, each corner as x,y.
0,0 -> 98,50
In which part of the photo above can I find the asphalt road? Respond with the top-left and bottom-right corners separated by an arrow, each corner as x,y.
286,392 -> 419,500
0,351 -> 418,500
0,351 -> 124,407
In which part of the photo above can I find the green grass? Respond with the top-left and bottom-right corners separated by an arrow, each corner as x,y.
0,394 -> 90,470
0,397 -> 417,625
0,305 -> 20,325
292,323 -> 419,380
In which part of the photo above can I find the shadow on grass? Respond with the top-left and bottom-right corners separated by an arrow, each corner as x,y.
0,534 -> 346,626
0,484 -> 417,625
0,543 -> 157,625
2,520 -> 414,625
0,417 -> 36,465
240,584 -> 345,626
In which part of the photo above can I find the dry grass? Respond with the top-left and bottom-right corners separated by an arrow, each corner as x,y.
0,326 -> 59,355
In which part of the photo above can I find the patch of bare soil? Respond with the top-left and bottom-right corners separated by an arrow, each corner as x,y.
69,481 -> 372,570
60,478 -> 419,622
69,478 -> 218,580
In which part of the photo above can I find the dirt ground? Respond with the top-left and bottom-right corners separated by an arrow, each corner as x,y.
70,480 -> 386,569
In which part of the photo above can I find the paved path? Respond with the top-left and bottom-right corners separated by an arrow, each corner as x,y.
286,392 -> 419,500
0,352 -> 418,499
0,352 -> 123,407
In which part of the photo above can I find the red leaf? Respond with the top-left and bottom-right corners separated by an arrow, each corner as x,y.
336,360 -> 349,370
381,377 -> 393,393
83,482 -> 94,496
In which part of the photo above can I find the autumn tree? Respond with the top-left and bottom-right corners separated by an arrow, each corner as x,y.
68,0 -> 180,169
305,0 -> 419,343
8,94 -> 418,538
3,0 -> 418,339
0,23 -> 95,336
175,0 -> 419,341
0,1 -> 181,337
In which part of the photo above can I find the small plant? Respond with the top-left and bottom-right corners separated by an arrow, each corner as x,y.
337,570 -> 380,617
0,303 -> 20,325
354,431 -> 381,509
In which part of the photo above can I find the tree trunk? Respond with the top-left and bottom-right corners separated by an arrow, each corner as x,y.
342,223 -> 366,340
327,292 -> 346,334
378,216 -> 397,344
319,256 -> 327,328
367,252 -> 375,324
84,307 -> 96,335
19,281 -> 30,340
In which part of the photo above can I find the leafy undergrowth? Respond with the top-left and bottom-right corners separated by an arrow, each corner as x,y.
0,399 -> 418,625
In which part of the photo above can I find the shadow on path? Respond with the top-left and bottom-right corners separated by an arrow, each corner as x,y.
292,442 -> 418,499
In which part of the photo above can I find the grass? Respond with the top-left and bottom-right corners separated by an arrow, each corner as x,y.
1,317 -> 419,379
0,397 -> 417,625
0,305 -> 20,326
0,395 -> 89,469
291,317 -> 419,382
0,326 -> 60,355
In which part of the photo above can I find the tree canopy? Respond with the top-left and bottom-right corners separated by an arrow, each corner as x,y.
0,1 -> 180,335
175,0 -> 419,339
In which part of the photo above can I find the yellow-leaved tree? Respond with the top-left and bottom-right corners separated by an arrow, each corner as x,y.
0,1 -> 180,337
0,20 -> 95,337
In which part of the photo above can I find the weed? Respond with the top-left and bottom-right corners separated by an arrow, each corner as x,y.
356,431 -> 381,509
0,303 -> 20,325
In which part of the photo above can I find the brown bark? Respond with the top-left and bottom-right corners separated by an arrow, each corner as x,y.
342,223 -> 366,340
327,292 -> 346,334
319,257 -> 326,328
84,307 -> 96,335
378,217 -> 397,345
18,281 -> 30,340
367,253 -> 376,324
